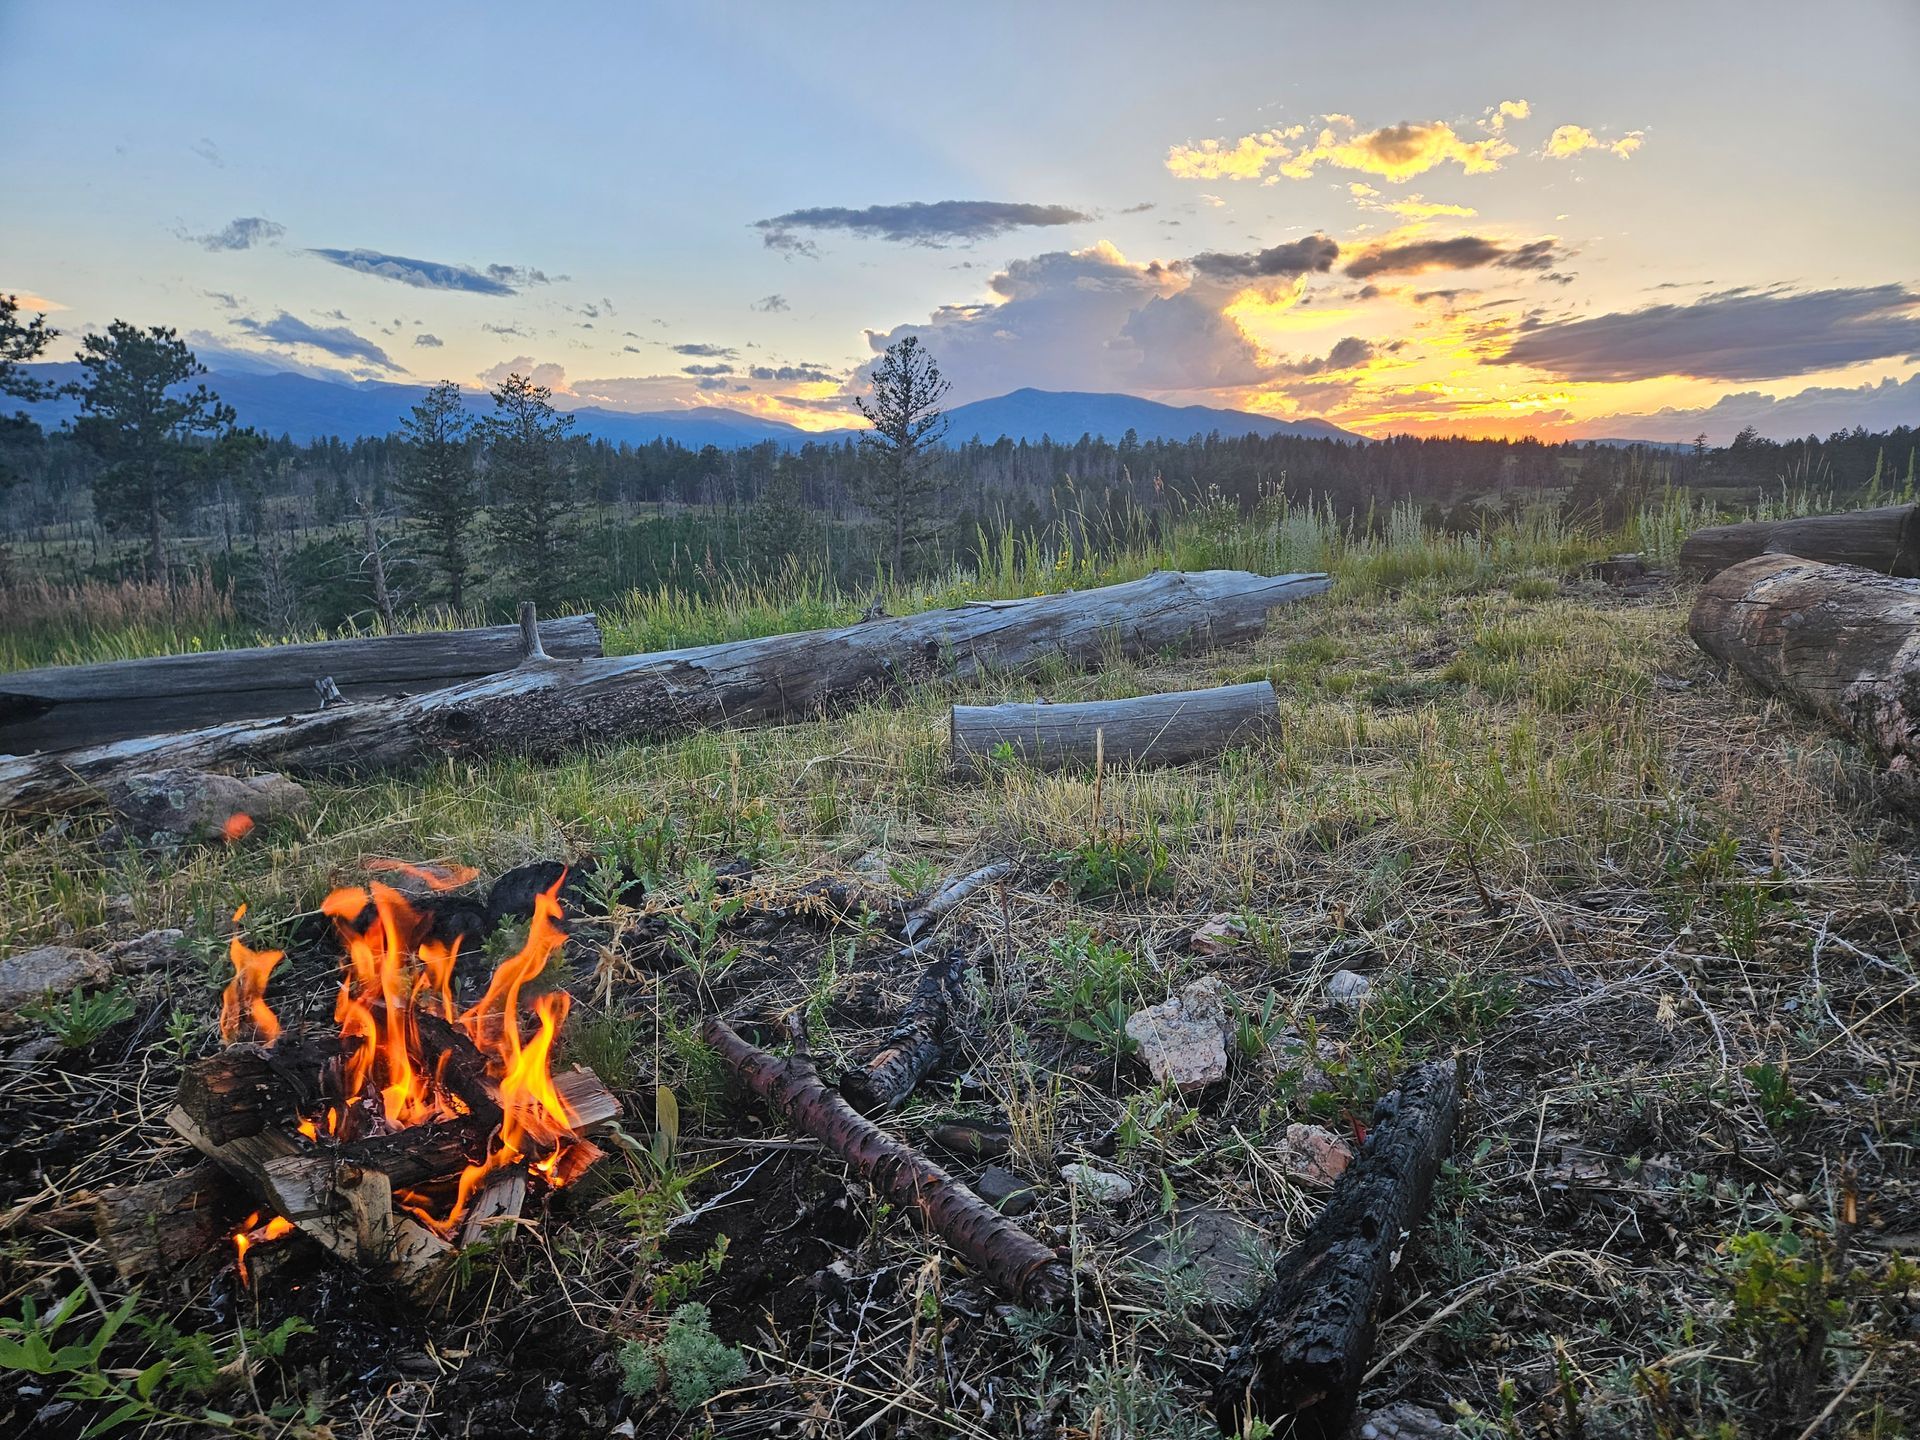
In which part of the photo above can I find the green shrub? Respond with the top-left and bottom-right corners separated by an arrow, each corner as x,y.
619,1302 -> 746,1411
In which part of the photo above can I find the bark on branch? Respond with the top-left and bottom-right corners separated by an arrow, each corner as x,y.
0,569 -> 1327,814
703,1017 -> 1070,1307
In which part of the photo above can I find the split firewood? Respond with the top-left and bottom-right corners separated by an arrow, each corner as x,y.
838,944 -> 971,1114
1689,554 -> 1920,784
1214,1057 -> 1463,1439
949,681 -> 1280,777
0,569 -> 1330,814
1678,502 -> 1920,579
93,1160 -> 251,1280
703,1017 -> 1071,1307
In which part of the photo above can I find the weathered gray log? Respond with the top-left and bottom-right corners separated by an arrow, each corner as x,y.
1689,554 -> 1920,775
1678,504 -> 1920,580
951,680 -> 1280,777
0,570 -> 1328,814
0,614 -> 603,755
1214,1057 -> 1462,1439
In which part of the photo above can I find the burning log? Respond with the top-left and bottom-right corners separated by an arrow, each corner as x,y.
0,569 -> 1329,814
1214,1057 -> 1463,1439
704,1017 -> 1071,1307
1678,503 -> 1920,580
950,681 -> 1281,777
1689,554 -> 1920,785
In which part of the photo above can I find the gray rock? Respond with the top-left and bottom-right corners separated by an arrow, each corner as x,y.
103,769 -> 311,846
1325,969 -> 1372,1004
1122,1203 -> 1268,1305
1357,1402 -> 1457,1439
1060,1163 -> 1133,1203
103,929 -> 186,973
0,945 -> 110,1022
1126,976 -> 1230,1092
973,1164 -> 1038,1216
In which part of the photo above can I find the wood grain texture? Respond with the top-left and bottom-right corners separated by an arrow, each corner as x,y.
950,680 -> 1280,776
1678,504 -> 1920,580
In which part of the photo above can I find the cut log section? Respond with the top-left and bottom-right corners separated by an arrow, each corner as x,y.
1689,553 -> 1920,779
1214,1057 -> 1463,1439
950,680 -> 1280,777
0,614 -> 603,756
0,570 -> 1328,814
704,1017 -> 1071,1307
93,1160 -> 251,1281
1678,503 -> 1920,580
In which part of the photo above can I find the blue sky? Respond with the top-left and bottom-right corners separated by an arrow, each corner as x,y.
4,0 -> 1918,439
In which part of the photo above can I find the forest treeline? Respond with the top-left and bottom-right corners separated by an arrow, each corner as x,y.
2,297 -> 1916,636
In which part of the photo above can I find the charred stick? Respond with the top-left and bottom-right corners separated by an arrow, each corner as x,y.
839,944 -> 971,1114
703,1017 -> 1070,1308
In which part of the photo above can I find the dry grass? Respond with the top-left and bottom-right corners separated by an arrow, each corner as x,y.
0,551 -> 1915,1438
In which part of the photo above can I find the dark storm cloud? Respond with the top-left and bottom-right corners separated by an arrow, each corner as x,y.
755,200 -> 1091,252
186,216 -> 284,252
1495,284 -> 1920,382
307,247 -> 554,295
232,312 -> 397,369
1279,336 -> 1374,374
1186,233 -> 1340,281
1345,234 -> 1564,279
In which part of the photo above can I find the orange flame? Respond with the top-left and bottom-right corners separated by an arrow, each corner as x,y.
220,904 -> 284,1044
365,858 -> 481,892
232,1210 -> 295,1285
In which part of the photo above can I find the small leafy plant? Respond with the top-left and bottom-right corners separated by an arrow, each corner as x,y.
664,861 -> 744,984
1054,829 -> 1172,900
27,984 -> 136,1050
1041,928 -> 1141,1057
619,1302 -> 747,1410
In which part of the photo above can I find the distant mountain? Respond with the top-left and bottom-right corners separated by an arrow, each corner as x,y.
14,366 -> 1361,450
938,388 -> 1361,444
15,363 -> 811,450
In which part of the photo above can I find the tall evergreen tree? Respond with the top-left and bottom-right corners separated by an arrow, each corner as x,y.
0,294 -> 58,494
70,322 -> 234,581
395,381 -> 479,609
480,373 -> 576,609
855,336 -> 950,578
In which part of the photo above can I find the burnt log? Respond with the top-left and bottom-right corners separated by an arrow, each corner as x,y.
1678,503 -> 1920,580
704,1017 -> 1070,1307
1688,555 -> 1920,776
92,1160 -> 250,1280
903,861 -> 1010,940
1214,1057 -> 1463,1439
951,680 -> 1281,777
0,570 -> 1329,815
0,614 -> 603,755
838,944 -> 971,1114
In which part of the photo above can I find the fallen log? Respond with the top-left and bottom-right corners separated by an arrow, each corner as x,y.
703,1017 -> 1070,1307
951,680 -> 1280,777
903,860 -> 1010,940
0,570 -> 1328,814
0,614 -> 602,755
1689,553 -> 1920,788
1214,1057 -> 1462,1439
1678,504 -> 1920,580
838,944 -> 971,1115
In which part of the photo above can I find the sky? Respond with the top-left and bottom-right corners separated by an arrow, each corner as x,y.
4,0 -> 1918,442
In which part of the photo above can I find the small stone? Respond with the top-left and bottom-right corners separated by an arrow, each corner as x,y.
974,1165 -> 1039,1216
1060,1164 -> 1133,1203
1279,1122 -> 1353,1186
1325,970 -> 1372,1004
103,769 -> 311,846
1122,1203 -> 1267,1305
1125,976 -> 1231,1093
929,1119 -> 1011,1159
0,945 -> 110,1022
1357,1401 -> 1457,1439
1189,914 -> 1246,955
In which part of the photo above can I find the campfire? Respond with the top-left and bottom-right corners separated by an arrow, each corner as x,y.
170,862 -> 619,1295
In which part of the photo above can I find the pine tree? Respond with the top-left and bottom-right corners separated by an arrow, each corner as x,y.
395,381 -> 479,609
0,294 -> 58,528
480,373 -> 576,609
854,336 -> 950,578
70,322 -> 234,581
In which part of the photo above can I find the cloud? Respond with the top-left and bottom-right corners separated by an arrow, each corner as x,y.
682,363 -> 734,376
482,322 -> 530,337
308,247 -> 551,295
186,216 -> 284,252
1544,124 -> 1645,160
1484,99 -> 1531,133
1348,184 -> 1477,220
1567,371 -> 1920,443
752,293 -> 790,312
477,356 -> 570,391
1120,201 -> 1158,214
191,138 -> 224,168
414,333 -> 443,348
1495,284 -> 1920,381
203,290 -> 241,310
673,342 -> 737,358
755,200 -> 1091,252
1345,234 -> 1564,279
1186,234 -> 1340,281
1168,111 -> 1515,185
748,363 -> 841,383
231,311 -> 399,370
856,240 -> 1289,404
1277,336 -> 1375,375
